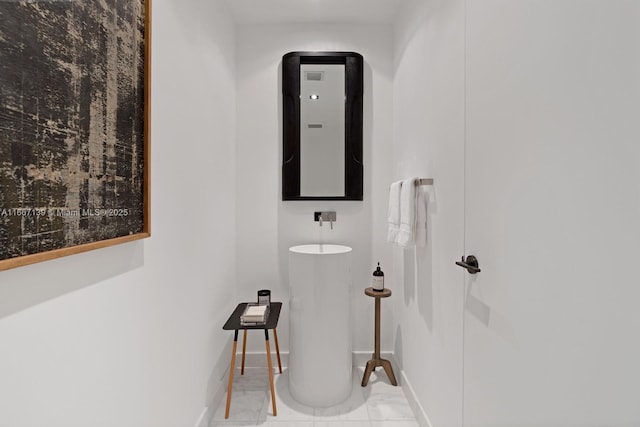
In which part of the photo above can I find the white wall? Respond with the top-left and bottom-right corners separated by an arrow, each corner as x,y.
393,1 -> 640,427
0,1 -> 237,426
391,0 -> 465,426
235,24 -> 395,355
462,1 -> 640,425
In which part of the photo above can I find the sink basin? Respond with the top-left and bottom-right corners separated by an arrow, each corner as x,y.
289,244 -> 352,255
289,244 -> 352,407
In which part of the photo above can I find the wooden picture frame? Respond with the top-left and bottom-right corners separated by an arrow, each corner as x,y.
0,1 -> 151,271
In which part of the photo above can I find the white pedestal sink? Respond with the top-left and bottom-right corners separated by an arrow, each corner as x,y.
288,244 -> 352,407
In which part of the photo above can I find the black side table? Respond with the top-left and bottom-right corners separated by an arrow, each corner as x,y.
222,302 -> 282,418
361,288 -> 397,387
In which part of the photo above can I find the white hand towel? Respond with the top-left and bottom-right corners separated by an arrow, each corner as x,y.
397,177 -> 418,247
415,186 -> 428,247
386,180 -> 402,243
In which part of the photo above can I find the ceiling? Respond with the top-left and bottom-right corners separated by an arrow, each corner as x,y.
223,0 -> 407,24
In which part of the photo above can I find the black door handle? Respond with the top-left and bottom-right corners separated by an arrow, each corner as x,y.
456,255 -> 481,274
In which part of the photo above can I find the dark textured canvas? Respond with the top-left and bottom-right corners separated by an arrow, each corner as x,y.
0,1 -> 147,262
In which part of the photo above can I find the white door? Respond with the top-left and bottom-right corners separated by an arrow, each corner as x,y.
463,1 -> 640,425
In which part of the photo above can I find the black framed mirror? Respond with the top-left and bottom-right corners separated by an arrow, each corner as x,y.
282,51 -> 363,200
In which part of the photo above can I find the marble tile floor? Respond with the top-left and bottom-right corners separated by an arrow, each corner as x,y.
210,366 -> 419,427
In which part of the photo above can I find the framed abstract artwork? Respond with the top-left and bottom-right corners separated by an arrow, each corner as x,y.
0,1 -> 151,271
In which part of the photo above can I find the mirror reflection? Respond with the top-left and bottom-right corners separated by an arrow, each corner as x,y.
300,64 -> 345,197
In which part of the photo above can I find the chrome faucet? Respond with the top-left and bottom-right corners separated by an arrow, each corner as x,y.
314,211 -> 336,230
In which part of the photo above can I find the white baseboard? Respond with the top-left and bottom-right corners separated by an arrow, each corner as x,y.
352,350 -> 395,371
354,351 -> 433,427
237,350 -> 290,369
193,338 -> 234,427
193,407 -> 208,427
239,350 -> 393,370
399,369 -> 433,427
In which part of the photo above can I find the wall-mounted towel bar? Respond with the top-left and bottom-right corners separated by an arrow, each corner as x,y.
416,178 -> 434,186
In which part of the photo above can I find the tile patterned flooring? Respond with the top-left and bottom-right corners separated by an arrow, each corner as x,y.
210,366 -> 419,427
